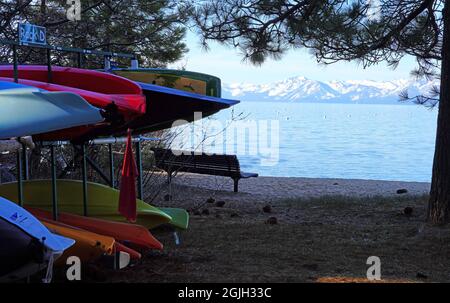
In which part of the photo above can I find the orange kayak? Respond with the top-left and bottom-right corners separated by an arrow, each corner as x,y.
40,215 -> 141,261
41,219 -> 115,265
28,207 -> 163,250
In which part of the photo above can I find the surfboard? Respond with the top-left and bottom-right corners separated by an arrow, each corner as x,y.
0,81 -> 104,140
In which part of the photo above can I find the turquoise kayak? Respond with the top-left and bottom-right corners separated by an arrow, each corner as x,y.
0,196 -> 75,282
0,81 -> 104,139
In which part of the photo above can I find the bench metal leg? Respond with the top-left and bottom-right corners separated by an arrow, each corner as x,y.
167,170 -> 172,185
233,178 -> 239,193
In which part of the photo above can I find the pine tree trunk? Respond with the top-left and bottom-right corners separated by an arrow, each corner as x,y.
428,0 -> 450,224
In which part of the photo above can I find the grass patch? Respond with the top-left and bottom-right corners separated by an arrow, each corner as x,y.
99,194 -> 450,283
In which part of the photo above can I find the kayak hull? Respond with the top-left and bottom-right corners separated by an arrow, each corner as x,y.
0,216 -> 45,277
111,68 -> 222,97
40,219 -> 115,265
0,81 -> 103,140
0,196 -> 74,281
105,68 -> 239,134
0,180 -> 172,229
0,65 -> 146,141
28,207 -> 163,250
159,208 -> 189,230
123,82 -> 239,134
0,66 -> 145,116
115,242 -> 141,260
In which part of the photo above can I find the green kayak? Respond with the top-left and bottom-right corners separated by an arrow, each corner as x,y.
158,207 -> 189,230
0,180 -> 188,230
111,68 -> 221,97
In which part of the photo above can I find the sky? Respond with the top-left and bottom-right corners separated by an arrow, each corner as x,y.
168,31 -> 419,85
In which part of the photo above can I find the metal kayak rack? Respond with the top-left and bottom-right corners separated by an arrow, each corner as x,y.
0,38 -> 136,83
0,35 -> 151,221
15,136 -> 160,220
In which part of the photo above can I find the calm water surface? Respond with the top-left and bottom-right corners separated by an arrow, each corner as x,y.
176,101 -> 438,182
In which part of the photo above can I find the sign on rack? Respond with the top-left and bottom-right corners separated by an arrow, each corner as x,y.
18,23 -> 47,46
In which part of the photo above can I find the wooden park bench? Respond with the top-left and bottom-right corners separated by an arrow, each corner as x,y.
152,148 -> 258,192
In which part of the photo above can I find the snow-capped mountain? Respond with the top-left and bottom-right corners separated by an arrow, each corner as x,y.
222,76 -> 440,104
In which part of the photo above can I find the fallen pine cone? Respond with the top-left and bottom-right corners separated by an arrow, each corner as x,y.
404,207 -> 413,216
263,205 -> 272,213
266,217 -> 278,225
215,201 -> 226,208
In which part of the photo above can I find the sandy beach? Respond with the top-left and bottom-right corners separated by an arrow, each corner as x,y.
78,173 -> 450,283
150,173 -> 431,215
163,173 -> 431,200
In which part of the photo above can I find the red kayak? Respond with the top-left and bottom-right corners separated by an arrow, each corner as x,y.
0,65 -> 146,141
27,207 -> 163,250
115,242 -> 142,260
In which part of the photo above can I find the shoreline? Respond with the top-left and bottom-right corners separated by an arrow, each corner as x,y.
147,173 -> 431,221
153,173 -> 431,204
243,174 -> 431,184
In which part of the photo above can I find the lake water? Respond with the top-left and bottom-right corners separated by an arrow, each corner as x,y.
173,101 -> 438,182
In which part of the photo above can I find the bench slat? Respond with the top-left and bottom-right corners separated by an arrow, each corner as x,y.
152,148 -> 258,192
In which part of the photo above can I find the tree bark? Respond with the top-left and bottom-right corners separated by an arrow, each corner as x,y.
428,0 -> 450,224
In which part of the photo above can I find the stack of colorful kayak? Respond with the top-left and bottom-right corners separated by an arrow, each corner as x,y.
0,64 -> 238,281
0,180 -> 190,281
0,66 -> 239,140
0,65 -> 146,141
0,180 -> 189,230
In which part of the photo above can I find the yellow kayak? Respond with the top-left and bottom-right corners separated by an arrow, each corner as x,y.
41,219 -> 115,265
0,180 -> 173,229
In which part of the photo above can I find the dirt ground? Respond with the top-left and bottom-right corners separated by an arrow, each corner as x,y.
91,193 -> 450,283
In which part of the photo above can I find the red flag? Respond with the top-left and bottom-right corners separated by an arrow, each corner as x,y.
118,129 -> 138,222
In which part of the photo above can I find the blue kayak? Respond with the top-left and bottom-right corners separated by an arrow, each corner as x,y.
0,81 -> 104,140
106,82 -> 239,135
0,196 -> 75,282
134,82 -> 239,133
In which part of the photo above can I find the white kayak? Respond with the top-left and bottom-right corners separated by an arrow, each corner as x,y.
0,81 -> 104,140
0,196 -> 75,282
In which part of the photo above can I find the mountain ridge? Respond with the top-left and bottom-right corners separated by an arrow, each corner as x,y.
222,76 -> 440,104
